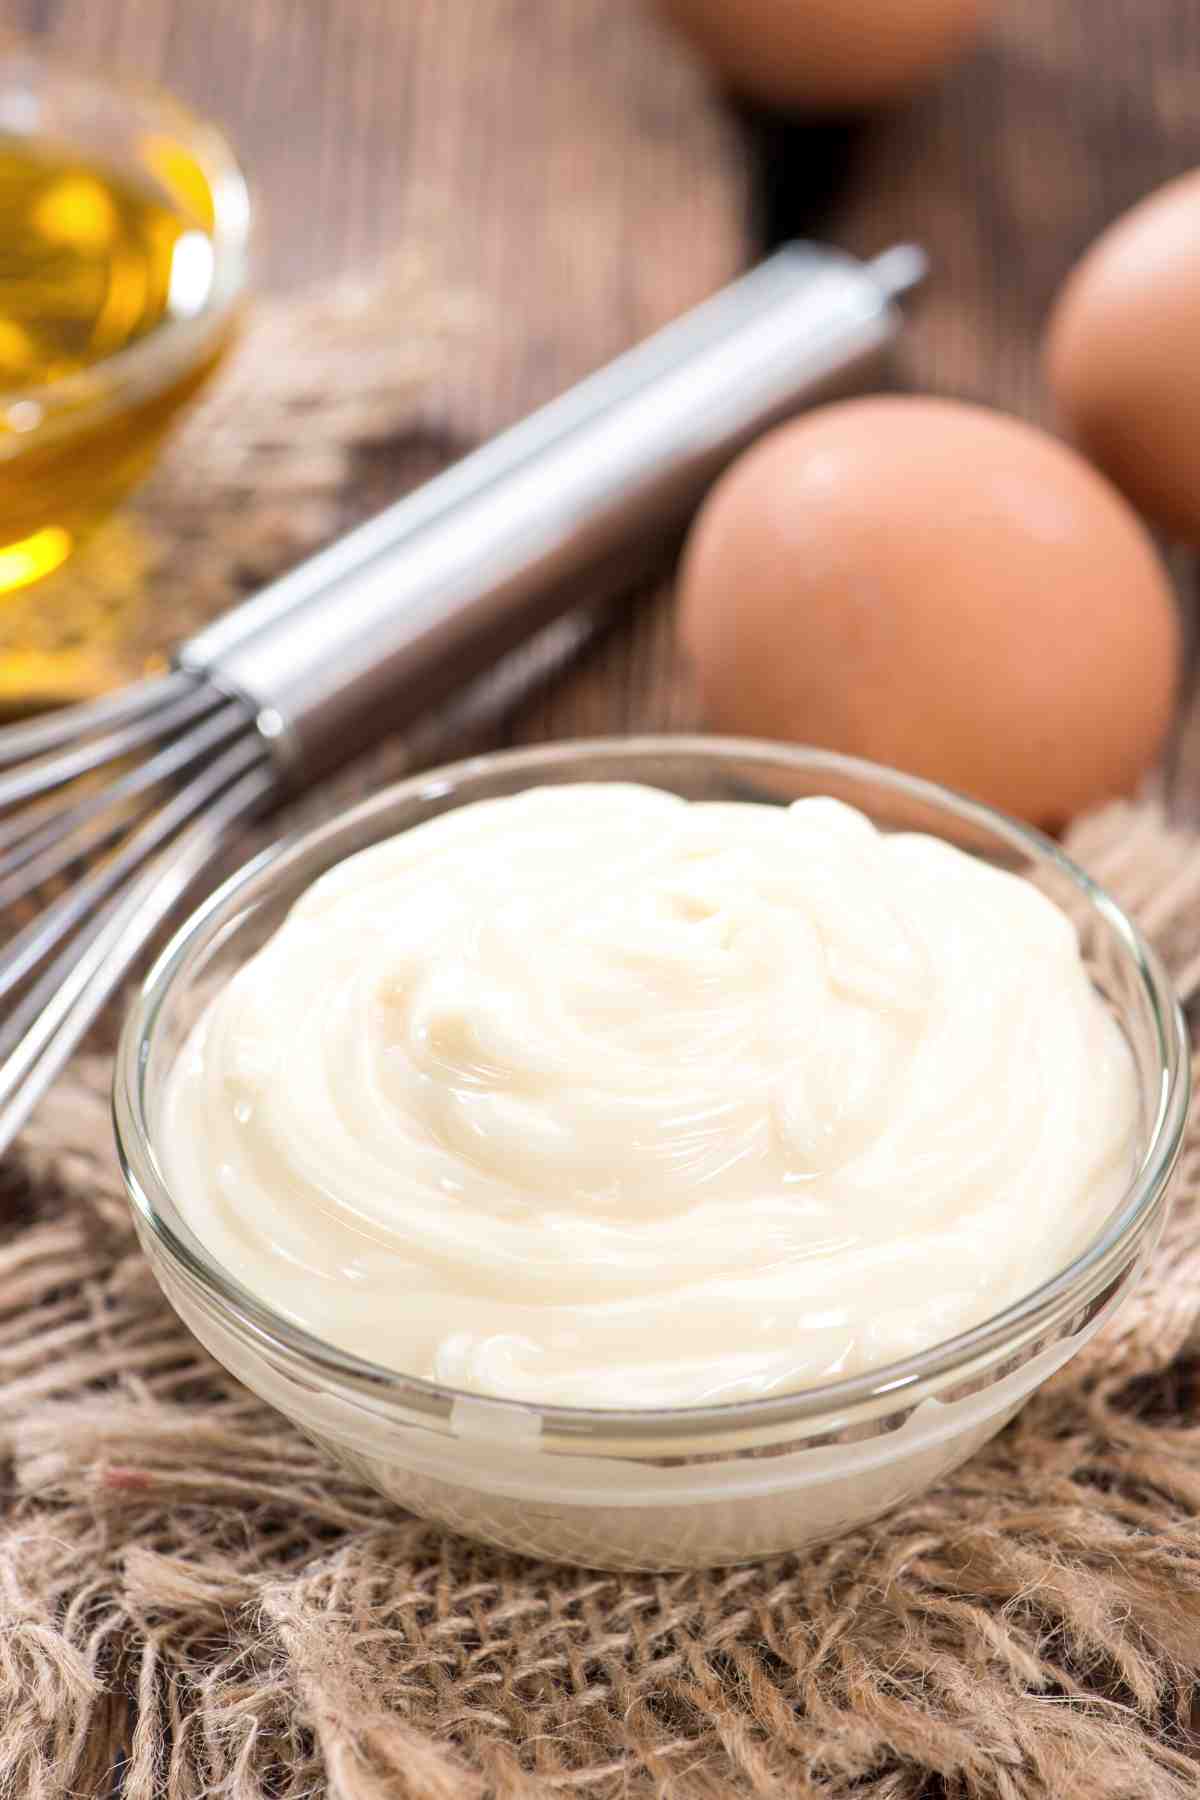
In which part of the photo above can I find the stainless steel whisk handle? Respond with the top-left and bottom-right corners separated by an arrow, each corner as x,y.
179,241 -> 926,782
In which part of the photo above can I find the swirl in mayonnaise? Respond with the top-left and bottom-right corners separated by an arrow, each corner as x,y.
160,787 -> 1138,1408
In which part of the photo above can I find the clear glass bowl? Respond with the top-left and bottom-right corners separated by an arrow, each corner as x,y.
0,43 -> 250,705
115,739 -> 1190,1570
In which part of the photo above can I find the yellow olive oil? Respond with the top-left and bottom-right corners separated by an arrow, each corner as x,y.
0,142 -> 193,383
0,135 -> 232,710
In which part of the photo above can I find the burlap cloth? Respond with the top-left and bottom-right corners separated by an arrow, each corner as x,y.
4,264 -> 1200,1800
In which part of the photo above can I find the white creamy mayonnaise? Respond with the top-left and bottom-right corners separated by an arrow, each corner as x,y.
161,786 -> 1139,1409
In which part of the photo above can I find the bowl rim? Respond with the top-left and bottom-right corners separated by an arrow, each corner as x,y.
114,736 -> 1191,1445
0,43 -> 250,449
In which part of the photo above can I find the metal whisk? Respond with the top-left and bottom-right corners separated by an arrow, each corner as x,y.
0,241 -> 925,1151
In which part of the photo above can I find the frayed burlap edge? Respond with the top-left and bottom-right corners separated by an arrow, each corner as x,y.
0,798 -> 1197,1800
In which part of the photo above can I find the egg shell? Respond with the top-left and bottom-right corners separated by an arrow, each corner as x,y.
677,397 -> 1179,828
652,0 -> 989,112
1046,169 -> 1200,542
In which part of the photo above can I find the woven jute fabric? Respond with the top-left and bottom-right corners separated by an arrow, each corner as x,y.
5,269 -> 1200,1800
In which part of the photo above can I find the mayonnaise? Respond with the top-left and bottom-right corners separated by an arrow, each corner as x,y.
160,786 -> 1139,1409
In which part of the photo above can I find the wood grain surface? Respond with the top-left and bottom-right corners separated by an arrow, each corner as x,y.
6,0 -> 1200,809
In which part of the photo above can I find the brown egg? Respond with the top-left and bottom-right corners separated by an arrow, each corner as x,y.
677,397 -> 1179,827
652,0 -> 989,112
1046,170 -> 1200,542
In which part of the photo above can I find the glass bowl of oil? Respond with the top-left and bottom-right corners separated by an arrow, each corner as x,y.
0,43 -> 250,710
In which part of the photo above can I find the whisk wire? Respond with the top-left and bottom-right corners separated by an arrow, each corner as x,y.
0,728 -> 271,1008
0,759 -> 274,1148
0,701 -> 252,907
0,681 -> 223,813
0,672 -> 198,770
0,667 -> 273,1156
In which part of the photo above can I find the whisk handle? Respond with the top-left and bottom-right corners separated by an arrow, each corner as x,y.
178,241 -> 925,781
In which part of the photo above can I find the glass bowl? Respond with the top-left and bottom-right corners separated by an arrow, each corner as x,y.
115,739 -> 1189,1571
0,44 -> 250,703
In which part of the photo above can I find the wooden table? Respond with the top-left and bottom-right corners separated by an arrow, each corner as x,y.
9,0 -> 1200,808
